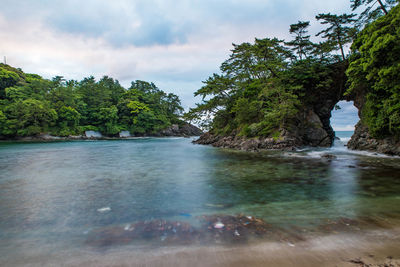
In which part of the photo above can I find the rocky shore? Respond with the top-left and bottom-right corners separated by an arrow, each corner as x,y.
158,123 -> 203,137
193,105 -> 339,152
194,81 -> 400,155
194,132 -> 300,151
0,123 -> 203,142
348,122 -> 400,156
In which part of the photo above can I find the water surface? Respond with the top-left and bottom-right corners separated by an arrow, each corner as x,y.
0,136 -> 400,264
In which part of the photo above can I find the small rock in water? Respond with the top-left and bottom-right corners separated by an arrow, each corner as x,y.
321,153 -> 337,159
214,222 -> 225,229
288,242 -> 295,247
97,207 -> 111,213
124,224 -> 134,231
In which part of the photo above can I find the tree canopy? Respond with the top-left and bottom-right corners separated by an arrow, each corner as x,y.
186,1 -> 399,141
0,64 -> 184,137
346,3 -> 400,137
315,13 -> 357,61
350,0 -> 397,26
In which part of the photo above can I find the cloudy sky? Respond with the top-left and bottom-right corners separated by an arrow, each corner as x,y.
0,0 -> 358,130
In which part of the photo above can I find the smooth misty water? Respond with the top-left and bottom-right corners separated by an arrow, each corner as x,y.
335,130 -> 354,141
0,135 -> 400,263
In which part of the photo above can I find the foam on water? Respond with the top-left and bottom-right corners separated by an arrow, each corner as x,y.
284,136 -> 398,159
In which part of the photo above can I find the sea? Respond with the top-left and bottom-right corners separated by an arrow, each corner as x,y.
0,132 -> 399,266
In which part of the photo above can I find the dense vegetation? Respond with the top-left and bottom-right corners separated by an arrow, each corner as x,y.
346,4 -> 400,138
0,64 -> 184,137
186,0 -> 398,139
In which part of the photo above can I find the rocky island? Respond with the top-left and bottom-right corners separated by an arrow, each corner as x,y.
190,5 -> 400,156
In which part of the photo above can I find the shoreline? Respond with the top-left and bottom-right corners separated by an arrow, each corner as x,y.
193,132 -> 400,157
3,229 -> 400,267
0,135 -> 198,142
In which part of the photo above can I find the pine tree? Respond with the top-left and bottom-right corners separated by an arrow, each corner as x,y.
316,13 -> 357,61
285,21 -> 314,60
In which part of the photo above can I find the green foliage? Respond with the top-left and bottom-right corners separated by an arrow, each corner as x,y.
185,37 -> 309,138
4,99 -> 58,136
316,13 -> 357,60
185,2 -> 382,139
350,0 -> 396,26
0,65 -> 184,137
285,21 -> 314,60
56,106 -> 80,135
0,67 -> 21,99
346,4 -> 400,137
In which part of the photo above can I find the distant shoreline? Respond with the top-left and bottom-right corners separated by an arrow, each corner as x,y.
0,134 -> 197,142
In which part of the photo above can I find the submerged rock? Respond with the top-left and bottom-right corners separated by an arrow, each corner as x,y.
86,214 -> 279,247
200,214 -> 273,243
85,214 -> 396,248
86,219 -> 199,247
321,153 -> 337,159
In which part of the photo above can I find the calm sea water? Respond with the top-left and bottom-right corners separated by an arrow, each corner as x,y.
335,130 -> 354,142
0,134 -> 400,264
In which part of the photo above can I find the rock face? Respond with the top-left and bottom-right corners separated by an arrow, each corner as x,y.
348,122 -> 400,156
159,123 -> 203,137
194,132 -> 299,151
195,60 -> 400,155
195,109 -> 335,151
345,83 -> 400,156
289,108 -> 332,147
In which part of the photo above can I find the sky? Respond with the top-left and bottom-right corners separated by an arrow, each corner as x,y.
0,0 -> 359,130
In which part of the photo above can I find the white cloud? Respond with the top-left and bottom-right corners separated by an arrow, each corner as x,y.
333,125 -> 355,131
0,0 -> 354,112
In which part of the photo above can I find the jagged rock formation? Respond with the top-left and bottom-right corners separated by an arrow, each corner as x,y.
196,77 -> 400,155
348,122 -> 400,155
158,123 -> 203,137
347,88 -> 400,156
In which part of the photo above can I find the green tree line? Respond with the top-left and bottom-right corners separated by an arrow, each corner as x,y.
0,64 -> 184,137
185,0 -> 399,139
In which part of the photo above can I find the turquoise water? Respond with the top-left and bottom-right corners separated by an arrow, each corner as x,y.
335,130 -> 354,141
0,137 -> 400,262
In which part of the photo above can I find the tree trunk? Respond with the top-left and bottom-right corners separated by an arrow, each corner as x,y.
377,0 -> 388,15
337,36 -> 345,61
339,43 -> 345,61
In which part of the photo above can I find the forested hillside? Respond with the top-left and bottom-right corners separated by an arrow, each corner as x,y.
0,64 -> 184,137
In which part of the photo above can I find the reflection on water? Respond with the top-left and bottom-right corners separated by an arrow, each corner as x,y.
0,138 -> 400,262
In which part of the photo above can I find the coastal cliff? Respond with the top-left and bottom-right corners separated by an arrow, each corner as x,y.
191,5 -> 400,155
194,61 -> 347,151
346,87 -> 400,155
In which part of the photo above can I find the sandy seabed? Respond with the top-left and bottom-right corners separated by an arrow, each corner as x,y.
3,228 -> 400,267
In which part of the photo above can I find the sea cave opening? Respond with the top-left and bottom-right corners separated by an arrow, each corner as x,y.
330,100 -> 360,144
